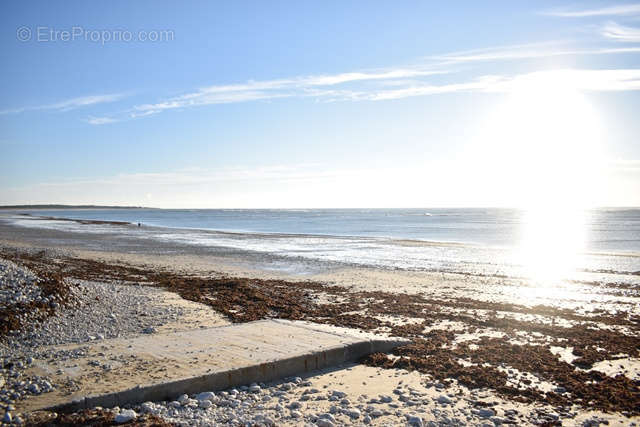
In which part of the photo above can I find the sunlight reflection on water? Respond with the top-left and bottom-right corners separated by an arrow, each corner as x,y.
514,207 -> 590,304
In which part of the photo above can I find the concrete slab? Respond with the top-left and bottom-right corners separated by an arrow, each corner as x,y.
21,320 -> 409,413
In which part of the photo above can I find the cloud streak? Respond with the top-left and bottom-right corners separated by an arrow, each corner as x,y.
431,42 -> 640,63
0,93 -> 125,116
129,69 -> 445,117
601,21 -> 640,42
86,116 -> 119,125
130,68 -> 640,113
543,4 -> 640,17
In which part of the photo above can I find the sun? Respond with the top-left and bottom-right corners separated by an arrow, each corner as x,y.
476,70 -> 606,284
478,70 -> 605,209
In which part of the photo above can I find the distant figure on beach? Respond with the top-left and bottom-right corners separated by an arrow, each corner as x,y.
137,222 -> 141,227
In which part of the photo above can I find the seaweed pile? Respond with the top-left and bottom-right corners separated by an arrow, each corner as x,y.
24,408 -> 171,426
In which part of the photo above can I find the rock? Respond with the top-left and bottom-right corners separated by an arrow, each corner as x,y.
318,413 -> 336,423
437,394 -> 452,404
491,416 -> 505,425
288,401 -> 302,410
408,415 -> 423,426
554,386 -> 567,394
379,394 -> 393,403
249,384 -> 261,393
3,412 -> 12,423
140,402 -> 155,413
345,408 -> 361,419
195,391 -> 216,401
316,419 -> 335,427
478,408 -> 496,418
290,410 -> 302,418
114,409 -> 137,423
262,416 -> 275,426
142,326 -> 156,334
199,399 -> 212,409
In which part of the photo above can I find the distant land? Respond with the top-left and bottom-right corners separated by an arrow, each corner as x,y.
0,205 -> 148,210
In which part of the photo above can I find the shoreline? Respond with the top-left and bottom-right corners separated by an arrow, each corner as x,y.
0,221 -> 638,425
8,211 -> 640,257
2,213 -> 639,294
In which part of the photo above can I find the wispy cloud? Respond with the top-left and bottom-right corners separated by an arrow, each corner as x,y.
601,21 -> 640,42
0,164 -> 408,208
0,93 -> 126,116
431,42 -> 640,63
357,69 -> 640,101
359,75 -> 505,100
11,164 -> 370,191
86,116 -> 119,125
543,4 -> 640,17
161,68 -> 640,106
130,69 -> 444,117
486,69 -> 640,92
84,66 -> 640,123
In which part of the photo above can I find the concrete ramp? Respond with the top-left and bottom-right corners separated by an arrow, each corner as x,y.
21,320 -> 409,413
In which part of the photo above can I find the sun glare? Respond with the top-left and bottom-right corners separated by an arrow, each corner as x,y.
477,71 -> 605,284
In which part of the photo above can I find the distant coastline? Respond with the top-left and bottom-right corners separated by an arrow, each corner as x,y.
0,204 -> 149,210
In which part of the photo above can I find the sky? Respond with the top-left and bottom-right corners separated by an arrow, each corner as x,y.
1,1 -> 639,208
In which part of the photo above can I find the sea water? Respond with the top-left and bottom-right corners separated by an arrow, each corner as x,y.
6,208 -> 640,285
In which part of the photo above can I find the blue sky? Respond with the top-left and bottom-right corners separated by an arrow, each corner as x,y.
1,1 -> 639,207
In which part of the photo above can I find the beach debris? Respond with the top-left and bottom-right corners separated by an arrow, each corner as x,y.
114,408 -> 137,423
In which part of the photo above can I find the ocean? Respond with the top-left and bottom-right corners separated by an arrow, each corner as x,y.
5,208 -> 640,285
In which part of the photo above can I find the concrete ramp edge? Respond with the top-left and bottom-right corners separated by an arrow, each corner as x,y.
48,333 -> 408,413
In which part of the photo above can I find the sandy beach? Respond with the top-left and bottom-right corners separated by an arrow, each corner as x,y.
0,217 -> 638,426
